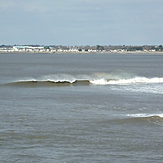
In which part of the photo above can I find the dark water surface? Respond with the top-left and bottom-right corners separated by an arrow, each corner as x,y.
0,53 -> 163,163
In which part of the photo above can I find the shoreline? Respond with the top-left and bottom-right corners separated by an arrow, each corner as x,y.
1,51 -> 163,54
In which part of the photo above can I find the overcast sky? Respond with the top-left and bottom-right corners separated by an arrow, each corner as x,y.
0,0 -> 163,45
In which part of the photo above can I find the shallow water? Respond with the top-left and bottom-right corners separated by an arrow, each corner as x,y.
0,53 -> 163,162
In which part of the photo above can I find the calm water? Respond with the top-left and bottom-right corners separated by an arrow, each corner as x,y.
0,53 -> 163,163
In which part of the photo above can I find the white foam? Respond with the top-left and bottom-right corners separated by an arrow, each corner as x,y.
90,79 -> 108,85
126,113 -> 163,118
90,77 -> 163,85
15,74 -> 163,86
16,78 -> 37,82
111,84 -> 163,94
39,74 -> 77,83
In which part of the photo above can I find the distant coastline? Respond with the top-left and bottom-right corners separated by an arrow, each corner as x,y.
1,45 -> 163,54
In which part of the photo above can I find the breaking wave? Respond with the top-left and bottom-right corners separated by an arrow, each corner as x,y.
7,79 -> 90,87
4,73 -> 163,87
126,113 -> 163,118
125,113 -> 163,126
101,113 -> 163,127
105,113 -> 163,127
90,77 -> 163,85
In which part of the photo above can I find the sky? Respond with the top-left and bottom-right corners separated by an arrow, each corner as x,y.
0,0 -> 163,45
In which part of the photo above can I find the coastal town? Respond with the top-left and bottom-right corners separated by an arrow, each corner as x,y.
0,45 -> 163,53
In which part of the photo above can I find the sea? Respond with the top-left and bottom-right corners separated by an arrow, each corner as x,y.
0,53 -> 163,163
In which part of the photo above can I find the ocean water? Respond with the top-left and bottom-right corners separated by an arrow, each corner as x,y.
0,53 -> 163,163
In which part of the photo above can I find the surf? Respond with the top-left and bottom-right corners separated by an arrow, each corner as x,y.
5,79 -> 91,87
3,73 -> 163,87
126,113 -> 163,118
90,77 -> 163,85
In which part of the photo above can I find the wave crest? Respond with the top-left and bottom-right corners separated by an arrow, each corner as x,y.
126,113 -> 163,118
107,114 -> 163,126
5,73 -> 163,87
